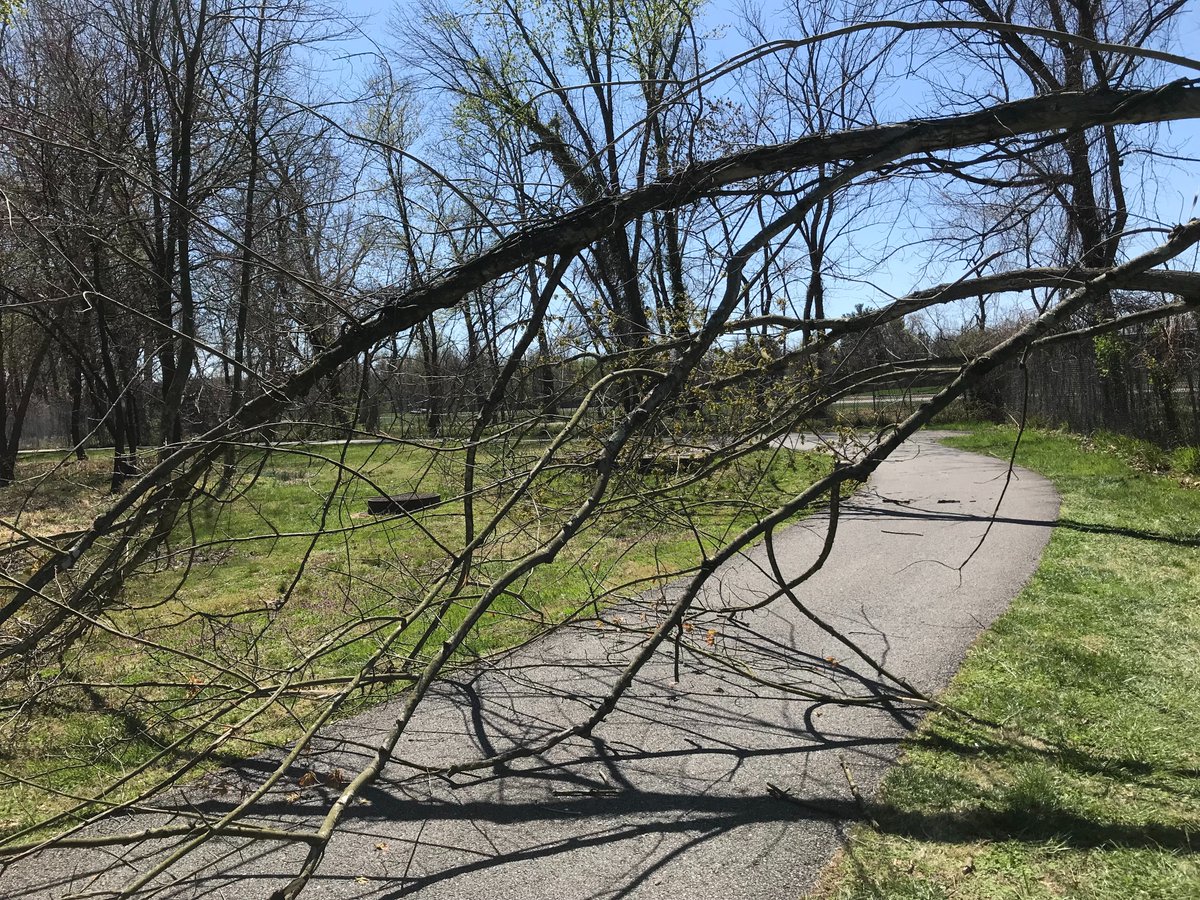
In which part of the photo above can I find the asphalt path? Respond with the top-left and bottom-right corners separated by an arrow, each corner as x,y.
2,431 -> 1059,900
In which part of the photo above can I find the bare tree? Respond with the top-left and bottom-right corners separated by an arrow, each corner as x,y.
0,7 -> 1197,898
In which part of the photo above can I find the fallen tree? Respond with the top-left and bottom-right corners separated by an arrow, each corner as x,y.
0,5 -> 1198,897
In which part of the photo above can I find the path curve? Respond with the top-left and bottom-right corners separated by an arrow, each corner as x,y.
2,432 -> 1059,900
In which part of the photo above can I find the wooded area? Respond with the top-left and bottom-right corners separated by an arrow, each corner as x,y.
0,0 -> 1198,896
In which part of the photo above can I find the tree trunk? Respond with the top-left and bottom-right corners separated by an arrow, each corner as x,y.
69,359 -> 87,460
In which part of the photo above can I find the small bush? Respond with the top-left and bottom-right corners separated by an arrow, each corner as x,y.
1170,445 -> 1200,477
1086,431 -> 1169,473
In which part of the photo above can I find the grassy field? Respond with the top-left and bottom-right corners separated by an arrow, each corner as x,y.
0,437 -> 830,835
813,426 -> 1200,900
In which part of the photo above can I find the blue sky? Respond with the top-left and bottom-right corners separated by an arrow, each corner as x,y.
328,0 -> 1200,321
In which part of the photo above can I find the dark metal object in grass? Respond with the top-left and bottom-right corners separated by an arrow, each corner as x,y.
635,452 -> 705,473
366,493 -> 440,515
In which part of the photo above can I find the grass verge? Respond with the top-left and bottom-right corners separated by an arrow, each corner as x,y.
812,425 -> 1200,900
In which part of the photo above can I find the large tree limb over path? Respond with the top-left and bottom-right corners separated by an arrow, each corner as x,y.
1,433 -> 1058,899
0,41 -> 1196,896
2,81 -> 1196,637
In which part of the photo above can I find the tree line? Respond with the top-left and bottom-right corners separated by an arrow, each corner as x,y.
2,1 -> 1196,478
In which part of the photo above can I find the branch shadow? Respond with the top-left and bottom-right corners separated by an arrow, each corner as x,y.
862,729 -> 1199,855
845,504 -> 1200,548
875,802 -> 1198,853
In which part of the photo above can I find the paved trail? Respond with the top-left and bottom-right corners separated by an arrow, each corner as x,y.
3,433 -> 1059,900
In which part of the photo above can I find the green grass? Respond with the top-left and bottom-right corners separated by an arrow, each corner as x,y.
814,425 -> 1200,900
0,437 -> 831,835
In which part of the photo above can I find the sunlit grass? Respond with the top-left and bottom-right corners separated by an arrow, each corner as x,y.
814,425 -> 1200,900
0,436 -> 832,835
